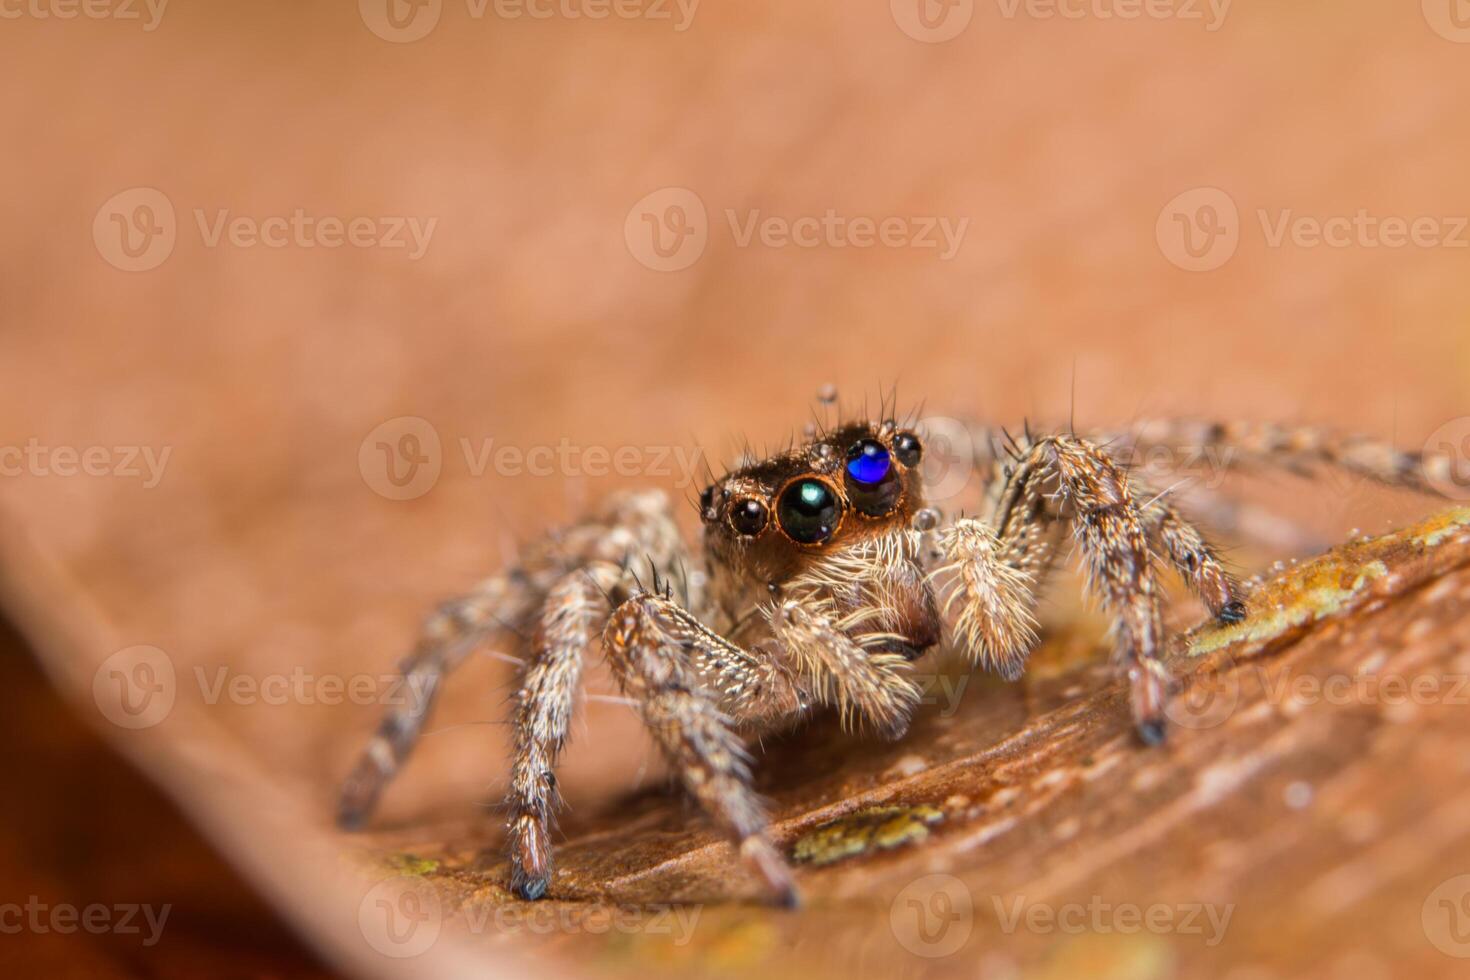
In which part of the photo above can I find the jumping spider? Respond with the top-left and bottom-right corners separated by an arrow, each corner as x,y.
338,403 -> 1451,906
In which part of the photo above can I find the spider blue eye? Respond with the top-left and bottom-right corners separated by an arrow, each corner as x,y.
845,440 -> 892,486
843,438 -> 902,517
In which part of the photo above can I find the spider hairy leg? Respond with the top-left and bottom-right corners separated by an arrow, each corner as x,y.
768,596 -> 920,740
603,590 -> 802,907
507,563 -> 620,901
337,574 -> 538,829
927,519 -> 1040,680
998,434 -> 1171,744
1113,419 -> 1450,496
1138,490 -> 1246,624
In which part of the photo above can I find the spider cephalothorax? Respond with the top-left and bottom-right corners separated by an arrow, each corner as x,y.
337,402 -> 1450,907
698,420 -> 941,663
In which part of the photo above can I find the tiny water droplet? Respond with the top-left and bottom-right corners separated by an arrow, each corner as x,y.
914,507 -> 942,531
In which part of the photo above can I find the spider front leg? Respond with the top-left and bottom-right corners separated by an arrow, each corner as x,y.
767,594 -> 921,740
603,590 -> 803,907
926,520 -> 1041,680
994,434 -> 1173,743
507,563 -> 621,900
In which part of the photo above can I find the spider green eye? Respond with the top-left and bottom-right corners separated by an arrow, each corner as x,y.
729,497 -> 769,536
777,478 -> 841,545
844,439 -> 901,517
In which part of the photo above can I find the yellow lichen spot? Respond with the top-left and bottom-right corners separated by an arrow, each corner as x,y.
1416,506 -> 1470,548
1190,560 -> 1382,655
791,805 -> 944,866
1189,506 -> 1470,657
384,853 -> 441,877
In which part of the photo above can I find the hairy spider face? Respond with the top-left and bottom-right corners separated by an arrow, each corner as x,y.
698,420 -> 928,586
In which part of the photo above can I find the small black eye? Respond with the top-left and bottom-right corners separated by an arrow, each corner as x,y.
894,431 -> 923,466
699,486 -> 716,519
777,479 -> 841,545
729,498 -> 769,536
844,439 -> 901,517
